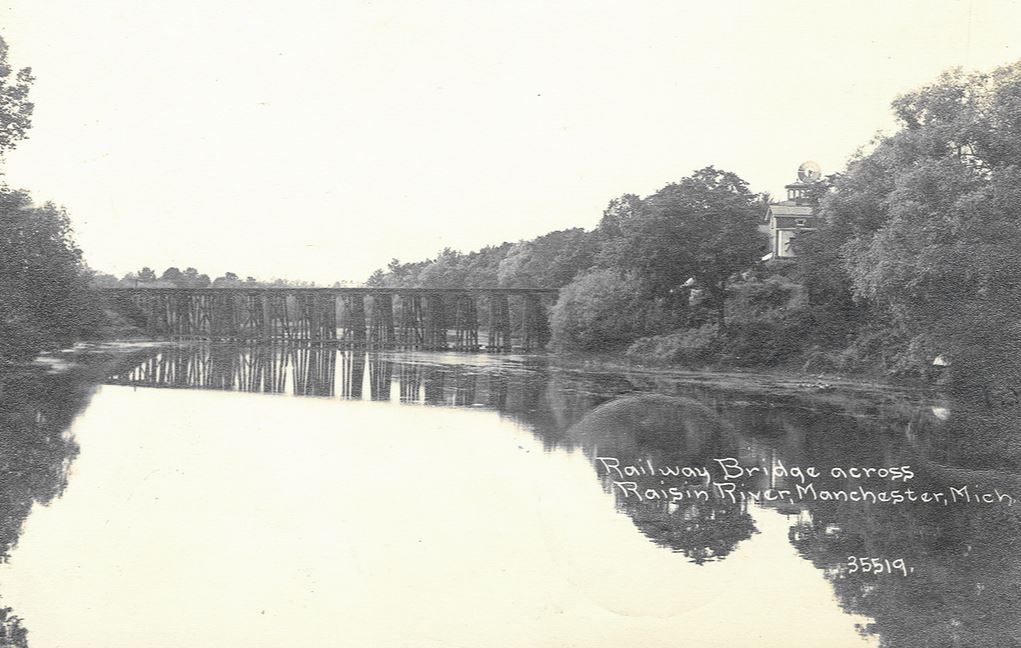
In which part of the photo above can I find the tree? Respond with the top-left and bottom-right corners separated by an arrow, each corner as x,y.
0,190 -> 101,357
550,268 -> 649,351
417,247 -> 468,288
497,229 -> 598,289
365,268 -> 386,287
137,266 -> 157,282
597,193 -> 643,238
618,167 -> 765,328
385,257 -> 414,284
160,267 -> 182,283
0,35 -> 34,156
156,266 -> 209,288
815,61 -> 1021,392
212,271 -> 241,287
89,271 -> 120,288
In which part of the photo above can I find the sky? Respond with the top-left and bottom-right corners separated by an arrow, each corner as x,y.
1,0 -> 1020,284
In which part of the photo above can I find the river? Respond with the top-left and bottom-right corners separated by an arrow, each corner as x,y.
0,343 -> 1017,648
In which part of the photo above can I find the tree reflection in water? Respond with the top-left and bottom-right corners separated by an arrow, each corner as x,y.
564,394 -> 759,562
784,404 -> 1021,648
100,343 -> 1021,648
0,363 -> 107,648
624,499 -> 758,564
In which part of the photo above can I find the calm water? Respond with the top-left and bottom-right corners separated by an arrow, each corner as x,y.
0,343 -> 1018,647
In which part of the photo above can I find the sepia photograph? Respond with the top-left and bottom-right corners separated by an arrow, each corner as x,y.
0,1 -> 1020,646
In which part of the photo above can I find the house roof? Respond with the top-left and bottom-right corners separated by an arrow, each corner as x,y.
769,204 -> 815,217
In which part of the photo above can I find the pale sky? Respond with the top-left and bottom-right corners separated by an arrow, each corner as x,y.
1,0 -> 1020,284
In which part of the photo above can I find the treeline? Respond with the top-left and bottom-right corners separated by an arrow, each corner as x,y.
368,167 -> 764,347
91,267 -> 353,289
368,169 -> 772,354
369,59 -> 1021,393
0,36 -> 102,361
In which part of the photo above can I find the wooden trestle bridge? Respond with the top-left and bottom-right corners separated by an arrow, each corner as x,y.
99,287 -> 557,351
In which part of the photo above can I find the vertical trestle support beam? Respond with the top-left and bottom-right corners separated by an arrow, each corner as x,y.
487,292 -> 511,352
423,293 -> 447,351
369,293 -> 396,348
342,293 -> 367,346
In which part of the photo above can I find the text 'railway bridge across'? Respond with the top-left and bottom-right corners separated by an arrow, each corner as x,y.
99,287 -> 559,352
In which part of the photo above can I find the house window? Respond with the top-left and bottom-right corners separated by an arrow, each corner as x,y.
777,230 -> 797,257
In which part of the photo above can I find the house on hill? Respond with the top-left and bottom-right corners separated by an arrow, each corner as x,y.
762,161 -> 827,260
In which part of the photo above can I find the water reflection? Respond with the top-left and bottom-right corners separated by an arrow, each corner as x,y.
1,343 -> 1019,647
564,394 -> 759,562
569,391 -> 1021,648
106,343 -> 538,411
0,362 -> 110,648
780,405 -> 1021,648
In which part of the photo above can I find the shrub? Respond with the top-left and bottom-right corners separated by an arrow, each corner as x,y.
550,269 -> 652,351
625,324 -> 721,365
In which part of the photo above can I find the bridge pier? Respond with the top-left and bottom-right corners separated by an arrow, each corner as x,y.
260,294 -> 273,342
317,293 -> 338,341
452,293 -> 479,351
263,293 -> 289,340
521,293 -> 549,351
397,293 -> 424,348
211,292 -> 237,339
369,293 -> 396,347
295,293 -> 313,340
238,293 -> 263,340
487,293 -> 511,352
424,294 -> 447,350
173,293 -> 194,337
341,294 -> 367,345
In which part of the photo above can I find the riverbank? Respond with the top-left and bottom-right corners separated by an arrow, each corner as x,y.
24,340 -> 167,377
547,350 -> 946,410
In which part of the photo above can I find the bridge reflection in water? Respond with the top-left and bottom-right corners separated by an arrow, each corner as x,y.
99,287 -> 555,351
107,343 -> 520,409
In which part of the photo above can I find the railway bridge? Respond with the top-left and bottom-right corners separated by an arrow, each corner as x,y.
99,287 -> 557,351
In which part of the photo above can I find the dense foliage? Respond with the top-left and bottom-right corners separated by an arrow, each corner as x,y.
547,269 -> 651,351
792,61 -> 1021,391
608,167 -> 764,328
365,230 -> 598,291
0,35 -> 103,361
0,36 -> 33,155
0,190 -> 102,358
